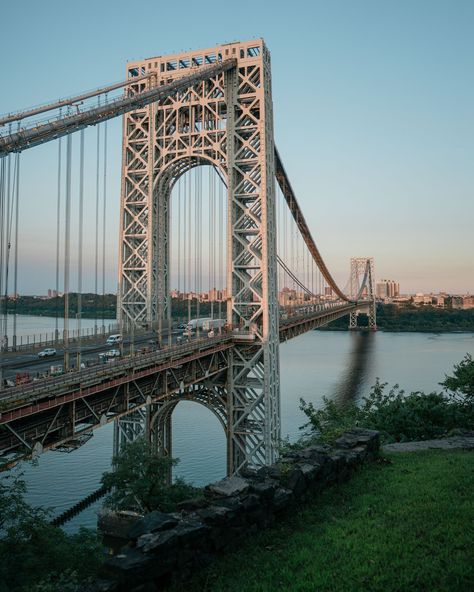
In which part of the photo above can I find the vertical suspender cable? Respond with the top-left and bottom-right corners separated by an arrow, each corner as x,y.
0,157 -> 4,385
218,173 -> 223,324
2,155 -> 10,344
167,187 -> 172,346
177,177 -> 181,323
102,118 -> 108,330
0,157 -> 4,359
0,156 -> 9,349
187,161 -> 191,324
94,107 -> 101,333
12,151 -> 20,349
77,129 -> 84,368
183,170 -> 186,322
63,133 -> 72,370
195,166 -> 200,332
3,152 -> 17,348
183,172 -> 187,323
2,155 -> 11,344
209,167 -> 213,319
55,131 -> 62,341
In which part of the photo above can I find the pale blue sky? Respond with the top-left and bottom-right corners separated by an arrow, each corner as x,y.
0,0 -> 473,295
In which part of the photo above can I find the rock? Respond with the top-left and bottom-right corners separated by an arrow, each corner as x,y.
197,505 -> 235,526
175,497 -> 208,512
297,462 -> 321,482
208,475 -> 250,496
239,467 -> 260,479
286,468 -> 306,497
334,434 -> 360,449
174,519 -> 210,546
136,529 -> 178,553
272,487 -> 293,511
104,548 -> 155,581
241,493 -> 260,511
249,481 -> 277,500
213,495 -> 243,511
127,511 -> 178,540
98,509 -> 143,539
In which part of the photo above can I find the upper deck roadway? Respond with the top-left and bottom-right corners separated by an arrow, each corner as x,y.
0,302 -> 368,458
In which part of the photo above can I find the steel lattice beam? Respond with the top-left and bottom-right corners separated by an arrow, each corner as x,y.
0,59 -> 237,156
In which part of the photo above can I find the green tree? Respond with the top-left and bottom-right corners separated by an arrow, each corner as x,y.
440,353 -> 474,401
101,439 -> 200,513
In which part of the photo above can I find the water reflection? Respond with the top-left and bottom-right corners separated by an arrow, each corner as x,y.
332,331 -> 374,406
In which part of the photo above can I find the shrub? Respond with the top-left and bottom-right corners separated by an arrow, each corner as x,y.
101,438 -> 201,513
0,471 -> 102,592
440,353 -> 474,401
300,356 -> 474,444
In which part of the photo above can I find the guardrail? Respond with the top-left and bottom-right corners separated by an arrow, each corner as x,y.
0,323 -> 127,354
0,334 -> 235,411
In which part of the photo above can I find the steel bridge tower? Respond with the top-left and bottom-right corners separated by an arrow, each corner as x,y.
118,40 -> 280,474
349,257 -> 377,330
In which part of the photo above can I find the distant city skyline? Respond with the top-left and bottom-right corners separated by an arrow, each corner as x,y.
1,0 -> 473,295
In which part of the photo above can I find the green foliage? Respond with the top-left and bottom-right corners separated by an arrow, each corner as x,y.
300,356 -> 474,444
440,353 -> 474,400
10,294 -> 218,321
0,471 -> 102,592
175,450 -> 474,592
9,293 -> 117,319
101,438 -> 201,513
321,303 -> 474,332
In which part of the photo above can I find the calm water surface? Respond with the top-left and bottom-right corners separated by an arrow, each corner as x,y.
13,330 -> 474,532
3,313 -> 115,341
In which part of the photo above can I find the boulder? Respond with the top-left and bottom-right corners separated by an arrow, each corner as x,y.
136,529 -> 179,554
272,487 -> 293,511
127,511 -> 178,540
207,475 -> 250,497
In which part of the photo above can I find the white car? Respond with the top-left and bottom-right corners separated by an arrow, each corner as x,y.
38,348 -> 57,358
99,349 -> 121,359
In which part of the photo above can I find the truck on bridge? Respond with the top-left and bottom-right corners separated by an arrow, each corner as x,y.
183,318 -> 225,337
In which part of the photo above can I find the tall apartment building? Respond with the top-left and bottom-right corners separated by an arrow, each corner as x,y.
376,279 -> 400,299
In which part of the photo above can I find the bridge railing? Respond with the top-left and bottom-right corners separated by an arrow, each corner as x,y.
1,322 -> 122,354
0,333 -> 235,411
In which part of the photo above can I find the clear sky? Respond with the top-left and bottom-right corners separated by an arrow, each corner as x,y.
0,0 -> 473,295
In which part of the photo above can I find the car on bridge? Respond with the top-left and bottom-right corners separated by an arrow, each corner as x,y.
38,348 -> 57,358
99,349 -> 121,360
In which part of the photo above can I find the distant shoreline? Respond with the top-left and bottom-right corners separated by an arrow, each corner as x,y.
7,311 -> 117,320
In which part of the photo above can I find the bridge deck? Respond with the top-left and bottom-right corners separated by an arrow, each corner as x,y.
0,303 -> 370,457
0,303 -> 367,421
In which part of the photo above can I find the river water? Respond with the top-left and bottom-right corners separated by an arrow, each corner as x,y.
2,313 -> 117,345
6,317 -> 474,532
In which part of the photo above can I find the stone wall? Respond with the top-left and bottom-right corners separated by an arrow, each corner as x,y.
92,428 -> 380,592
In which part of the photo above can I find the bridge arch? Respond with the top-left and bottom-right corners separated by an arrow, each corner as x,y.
149,385 -> 228,477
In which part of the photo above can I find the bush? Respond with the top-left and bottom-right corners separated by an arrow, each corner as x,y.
101,438 -> 201,513
440,353 -> 474,401
300,355 -> 474,444
0,471 -> 102,592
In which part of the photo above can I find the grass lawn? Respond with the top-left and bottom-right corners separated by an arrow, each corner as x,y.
175,450 -> 474,592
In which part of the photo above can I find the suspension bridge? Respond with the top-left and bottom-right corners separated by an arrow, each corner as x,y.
0,39 -> 376,475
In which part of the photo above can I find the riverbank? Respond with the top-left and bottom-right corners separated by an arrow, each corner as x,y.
174,448 -> 474,592
9,304 -> 474,334
320,303 -> 474,333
